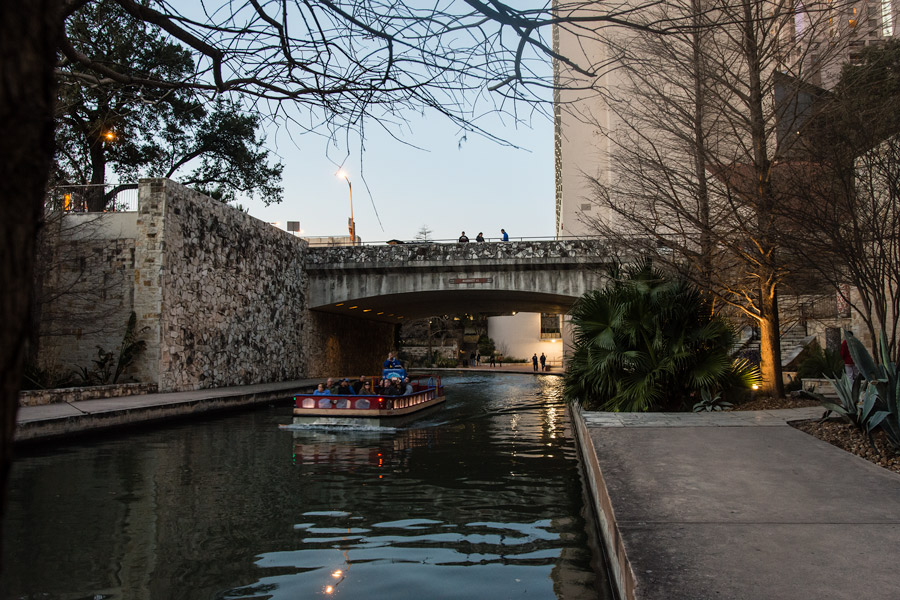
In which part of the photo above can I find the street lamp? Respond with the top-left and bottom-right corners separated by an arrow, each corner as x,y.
336,170 -> 356,245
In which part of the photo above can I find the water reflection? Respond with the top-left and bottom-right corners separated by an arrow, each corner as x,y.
2,374 -> 611,600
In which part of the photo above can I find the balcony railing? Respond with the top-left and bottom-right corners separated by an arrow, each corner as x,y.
46,184 -> 138,213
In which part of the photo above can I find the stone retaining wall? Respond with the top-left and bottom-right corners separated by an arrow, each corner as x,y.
19,383 -> 158,407
137,179 -> 310,391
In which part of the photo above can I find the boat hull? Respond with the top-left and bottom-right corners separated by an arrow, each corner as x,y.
291,379 -> 445,427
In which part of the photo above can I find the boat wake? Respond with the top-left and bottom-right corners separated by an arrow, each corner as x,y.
279,423 -> 398,433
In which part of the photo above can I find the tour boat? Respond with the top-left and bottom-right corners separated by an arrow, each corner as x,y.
291,370 -> 445,427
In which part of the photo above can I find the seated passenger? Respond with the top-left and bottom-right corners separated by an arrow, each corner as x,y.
358,381 -> 375,395
352,375 -> 368,394
325,377 -> 338,394
403,377 -> 414,395
385,377 -> 404,396
312,383 -> 329,396
335,379 -> 354,395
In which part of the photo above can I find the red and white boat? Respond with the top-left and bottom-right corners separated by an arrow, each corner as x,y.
291,373 -> 445,427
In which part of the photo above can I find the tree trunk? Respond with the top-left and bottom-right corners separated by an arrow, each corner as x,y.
87,130 -> 107,211
758,280 -> 785,397
0,0 -> 63,564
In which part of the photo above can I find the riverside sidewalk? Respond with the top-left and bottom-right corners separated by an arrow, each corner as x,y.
573,406 -> 900,600
15,379 -> 317,442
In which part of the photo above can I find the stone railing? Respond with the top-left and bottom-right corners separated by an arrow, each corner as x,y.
305,239 -> 614,266
19,382 -> 158,407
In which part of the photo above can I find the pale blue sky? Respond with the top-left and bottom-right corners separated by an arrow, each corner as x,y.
241,107 -> 556,243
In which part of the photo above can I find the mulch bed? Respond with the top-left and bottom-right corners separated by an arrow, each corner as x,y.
732,394 -> 900,475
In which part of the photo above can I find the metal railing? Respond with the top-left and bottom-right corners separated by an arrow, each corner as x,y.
46,184 -> 138,214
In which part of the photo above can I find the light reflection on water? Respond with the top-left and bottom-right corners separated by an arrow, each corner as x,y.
1,374 -> 612,599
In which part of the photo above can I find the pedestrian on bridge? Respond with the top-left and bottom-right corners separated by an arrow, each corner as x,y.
500,228 -> 509,241
540,353 -> 547,371
532,353 -> 539,371
459,231 -> 469,243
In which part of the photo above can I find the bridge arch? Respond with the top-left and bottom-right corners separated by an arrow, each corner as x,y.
306,239 -> 613,322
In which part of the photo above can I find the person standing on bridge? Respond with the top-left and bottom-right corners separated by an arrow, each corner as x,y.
532,353 -> 539,371
475,232 -> 485,242
459,231 -> 469,243
540,353 -> 547,371
500,228 -> 509,241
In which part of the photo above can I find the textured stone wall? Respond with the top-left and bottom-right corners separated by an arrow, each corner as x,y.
306,239 -> 613,266
306,311 -> 396,378
20,383 -> 158,407
36,212 -> 138,379
136,179 -> 310,391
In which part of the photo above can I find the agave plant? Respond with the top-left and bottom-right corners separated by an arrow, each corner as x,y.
564,259 -> 755,411
844,330 -> 900,450
693,389 -> 734,412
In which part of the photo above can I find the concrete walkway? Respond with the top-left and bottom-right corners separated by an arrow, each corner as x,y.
573,406 -> 900,600
15,379 -> 318,442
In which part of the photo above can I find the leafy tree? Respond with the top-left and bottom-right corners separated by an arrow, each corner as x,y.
54,2 -> 282,210
477,335 -> 496,357
565,259 -> 758,412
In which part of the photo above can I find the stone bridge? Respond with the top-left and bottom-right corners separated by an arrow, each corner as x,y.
306,240 -> 614,322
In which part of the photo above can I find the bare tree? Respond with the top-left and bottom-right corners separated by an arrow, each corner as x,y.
778,41 -> 900,355
569,0 -> 850,396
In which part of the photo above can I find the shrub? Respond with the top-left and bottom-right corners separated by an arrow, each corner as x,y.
797,344 -> 843,380
565,259 -> 759,412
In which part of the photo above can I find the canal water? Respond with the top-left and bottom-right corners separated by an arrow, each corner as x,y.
1,373 -> 613,599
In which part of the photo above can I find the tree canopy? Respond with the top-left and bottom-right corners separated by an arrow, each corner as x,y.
55,2 -> 283,209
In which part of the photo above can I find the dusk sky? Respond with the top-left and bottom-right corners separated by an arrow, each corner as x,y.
240,105 -> 556,244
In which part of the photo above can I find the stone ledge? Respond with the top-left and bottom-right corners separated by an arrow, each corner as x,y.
19,383 -> 159,407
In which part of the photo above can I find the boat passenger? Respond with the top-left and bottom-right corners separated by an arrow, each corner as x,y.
384,351 -> 403,369
403,376 -> 414,395
358,381 -> 375,395
385,377 -> 404,396
335,378 -> 354,395
352,375 -> 368,394
312,383 -> 329,395
325,377 -> 337,393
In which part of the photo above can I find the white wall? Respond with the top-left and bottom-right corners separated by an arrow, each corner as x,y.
487,313 -> 565,366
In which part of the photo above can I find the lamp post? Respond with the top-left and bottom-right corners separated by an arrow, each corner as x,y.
337,170 -> 356,245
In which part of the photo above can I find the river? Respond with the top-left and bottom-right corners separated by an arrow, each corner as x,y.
1,373 -> 613,599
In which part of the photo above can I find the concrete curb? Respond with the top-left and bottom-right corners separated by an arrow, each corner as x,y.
570,402 -> 634,600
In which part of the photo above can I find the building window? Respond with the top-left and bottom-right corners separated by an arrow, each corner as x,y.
540,313 -> 562,339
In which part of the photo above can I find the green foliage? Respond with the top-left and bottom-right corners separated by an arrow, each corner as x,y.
797,344 -> 843,380
20,363 -> 77,391
78,347 -> 116,386
114,312 -> 148,383
76,312 -> 148,386
803,330 -> 900,452
55,2 -> 282,208
692,389 -> 733,412
477,335 -> 496,357
564,259 -> 755,412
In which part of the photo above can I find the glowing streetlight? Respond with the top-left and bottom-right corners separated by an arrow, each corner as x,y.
103,130 -> 116,142
336,170 -> 356,245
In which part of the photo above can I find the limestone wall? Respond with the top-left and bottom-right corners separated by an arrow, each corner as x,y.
306,311 -> 396,378
136,179 -> 310,391
35,212 -> 138,380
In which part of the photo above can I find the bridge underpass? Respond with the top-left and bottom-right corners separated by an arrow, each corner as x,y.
303,240 -> 613,374
305,239 -> 613,323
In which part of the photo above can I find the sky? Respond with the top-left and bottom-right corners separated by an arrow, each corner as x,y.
240,109 -> 556,244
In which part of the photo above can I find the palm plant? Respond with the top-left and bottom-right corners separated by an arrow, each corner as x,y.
565,259 -> 758,411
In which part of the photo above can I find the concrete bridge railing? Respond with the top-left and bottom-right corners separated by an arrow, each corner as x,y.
305,239 -> 616,269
